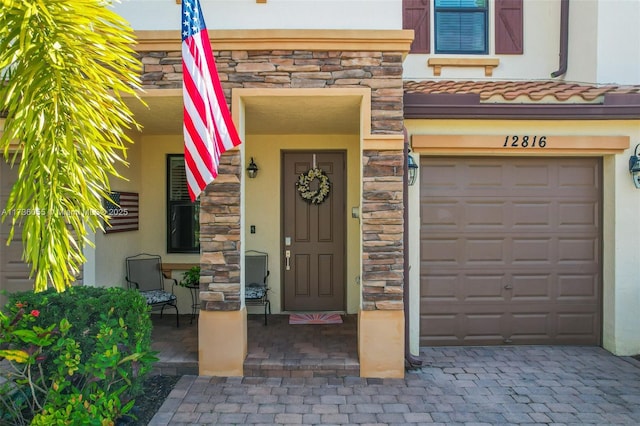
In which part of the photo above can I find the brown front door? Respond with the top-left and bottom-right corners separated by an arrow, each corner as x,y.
282,151 -> 345,311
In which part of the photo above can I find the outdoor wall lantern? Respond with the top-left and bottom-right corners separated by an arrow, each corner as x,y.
246,157 -> 259,179
407,152 -> 418,186
629,144 -> 640,188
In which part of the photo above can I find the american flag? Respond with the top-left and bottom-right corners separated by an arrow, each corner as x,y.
103,191 -> 139,234
182,0 -> 241,201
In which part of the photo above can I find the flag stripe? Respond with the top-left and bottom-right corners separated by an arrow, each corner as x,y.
182,0 -> 241,201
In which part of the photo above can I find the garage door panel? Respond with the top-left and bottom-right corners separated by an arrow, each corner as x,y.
557,312 -> 598,338
421,238 -> 458,263
466,164 -> 504,188
512,202 -> 552,228
466,313 -> 507,339
420,274 -> 457,300
1,160 -> 34,306
466,238 -> 505,263
465,202 -> 505,228
463,274 -> 507,301
421,201 -> 459,228
510,313 -> 551,338
558,164 -> 599,189
511,238 -> 552,263
557,274 -> 598,300
420,156 -> 601,346
510,274 -> 552,300
420,314 -> 458,339
513,164 -> 552,188
0,233 -> 30,273
557,238 -> 597,262
421,163 -> 459,189
558,202 -> 598,227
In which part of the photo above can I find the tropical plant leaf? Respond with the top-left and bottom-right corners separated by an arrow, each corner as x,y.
0,349 -> 30,363
0,0 -> 143,292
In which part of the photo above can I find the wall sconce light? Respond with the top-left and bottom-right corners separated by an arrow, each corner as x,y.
630,144 -> 640,188
407,152 -> 418,186
247,157 -> 259,179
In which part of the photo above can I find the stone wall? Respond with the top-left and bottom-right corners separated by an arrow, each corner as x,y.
361,150 -> 404,311
140,50 -> 404,134
138,49 -> 405,311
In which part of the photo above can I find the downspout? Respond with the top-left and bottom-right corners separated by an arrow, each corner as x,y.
403,128 -> 422,368
551,0 -> 570,78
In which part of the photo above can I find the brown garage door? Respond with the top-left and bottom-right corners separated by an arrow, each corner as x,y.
420,157 -> 601,346
0,160 -> 33,306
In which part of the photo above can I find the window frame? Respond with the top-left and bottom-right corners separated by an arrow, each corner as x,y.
433,0 -> 489,55
166,154 -> 200,254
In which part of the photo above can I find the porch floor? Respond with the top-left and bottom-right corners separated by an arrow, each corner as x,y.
150,313 -> 359,377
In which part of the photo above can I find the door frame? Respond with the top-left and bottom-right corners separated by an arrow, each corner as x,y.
280,149 -> 347,312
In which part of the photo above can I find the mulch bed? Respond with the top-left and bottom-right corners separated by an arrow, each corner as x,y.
116,375 -> 181,425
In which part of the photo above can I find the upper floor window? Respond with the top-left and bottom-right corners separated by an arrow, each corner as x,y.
434,0 -> 488,54
403,0 -> 523,55
167,155 -> 200,253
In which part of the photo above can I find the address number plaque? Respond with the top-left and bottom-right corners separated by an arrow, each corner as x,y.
503,135 -> 547,148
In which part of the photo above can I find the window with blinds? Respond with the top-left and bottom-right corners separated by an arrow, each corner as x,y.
434,0 -> 488,54
167,154 -> 200,253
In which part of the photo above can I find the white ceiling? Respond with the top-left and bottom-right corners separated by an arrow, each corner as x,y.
124,93 -> 361,136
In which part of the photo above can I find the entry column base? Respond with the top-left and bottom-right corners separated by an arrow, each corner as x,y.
358,309 -> 405,378
198,308 -> 247,376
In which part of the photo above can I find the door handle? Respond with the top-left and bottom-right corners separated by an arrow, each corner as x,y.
285,250 -> 291,271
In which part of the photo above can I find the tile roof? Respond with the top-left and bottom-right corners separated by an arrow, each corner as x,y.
403,80 -> 640,104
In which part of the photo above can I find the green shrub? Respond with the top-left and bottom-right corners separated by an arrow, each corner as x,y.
0,286 -> 157,425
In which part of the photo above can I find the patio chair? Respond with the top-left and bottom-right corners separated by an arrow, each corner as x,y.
125,253 -> 179,327
245,250 -> 271,325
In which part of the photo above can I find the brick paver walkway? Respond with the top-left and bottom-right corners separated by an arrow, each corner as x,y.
149,346 -> 640,425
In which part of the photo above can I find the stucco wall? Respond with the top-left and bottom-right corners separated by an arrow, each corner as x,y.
88,133 -> 199,314
405,118 -> 640,356
112,0 -> 401,31
403,0 -> 638,85
88,132 -> 144,288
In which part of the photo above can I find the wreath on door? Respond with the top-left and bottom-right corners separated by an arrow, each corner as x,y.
296,168 -> 331,205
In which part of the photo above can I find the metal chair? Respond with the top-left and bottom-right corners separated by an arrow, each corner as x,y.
125,253 -> 179,327
245,250 -> 271,325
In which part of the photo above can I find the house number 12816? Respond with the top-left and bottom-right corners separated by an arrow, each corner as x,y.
503,135 -> 547,148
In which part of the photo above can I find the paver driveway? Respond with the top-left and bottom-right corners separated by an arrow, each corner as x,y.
150,346 -> 640,425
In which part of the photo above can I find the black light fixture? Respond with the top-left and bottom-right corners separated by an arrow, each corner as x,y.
247,157 -> 259,179
630,144 -> 640,188
407,152 -> 418,186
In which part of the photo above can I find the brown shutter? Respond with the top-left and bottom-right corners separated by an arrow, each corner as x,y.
403,0 -> 430,54
495,0 -> 523,54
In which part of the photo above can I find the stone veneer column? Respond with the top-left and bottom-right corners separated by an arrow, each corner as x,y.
197,151 -> 247,376
359,148 -> 405,377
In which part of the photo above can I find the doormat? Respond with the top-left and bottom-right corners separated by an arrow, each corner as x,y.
289,313 -> 343,325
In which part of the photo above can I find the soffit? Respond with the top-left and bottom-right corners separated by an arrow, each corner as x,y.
123,92 -> 361,135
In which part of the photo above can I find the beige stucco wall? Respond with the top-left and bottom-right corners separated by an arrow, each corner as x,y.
244,133 -> 362,315
85,132 -> 144,288
113,0 -> 401,32
402,0 -> 639,85
405,118 -> 640,356
88,133 -> 198,314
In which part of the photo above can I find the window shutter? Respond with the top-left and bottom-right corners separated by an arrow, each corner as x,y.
495,0 -> 523,54
403,0 -> 430,54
